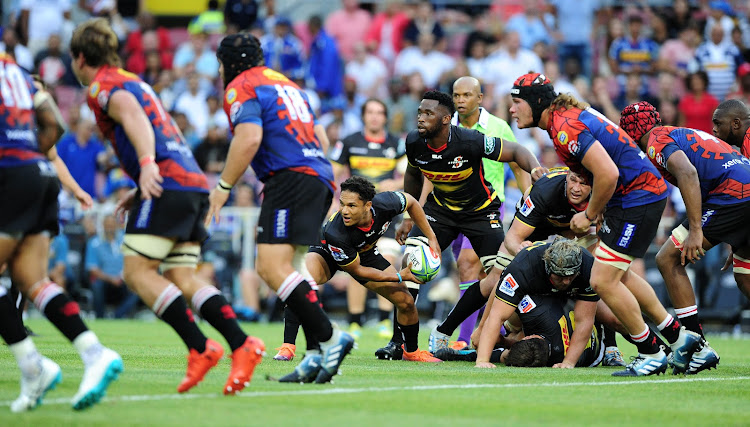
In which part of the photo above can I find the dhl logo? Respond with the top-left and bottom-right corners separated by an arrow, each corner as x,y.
558,316 -> 570,355
421,167 -> 473,182
350,156 -> 397,171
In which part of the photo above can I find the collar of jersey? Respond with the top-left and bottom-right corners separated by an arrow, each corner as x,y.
357,209 -> 375,232
425,127 -> 451,152
451,107 -> 489,129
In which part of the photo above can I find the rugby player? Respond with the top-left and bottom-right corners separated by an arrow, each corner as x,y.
712,99 -> 750,157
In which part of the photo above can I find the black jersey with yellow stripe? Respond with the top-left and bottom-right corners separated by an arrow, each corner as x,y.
319,191 -> 408,267
514,169 -> 587,242
329,132 -> 404,184
405,125 -> 503,212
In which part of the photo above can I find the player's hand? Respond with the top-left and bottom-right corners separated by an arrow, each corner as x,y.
552,361 -> 575,369
475,361 -> 496,369
427,236 -> 440,257
470,327 -> 482,350
400,264 -> 424,285
396,218 -> 414,245
721,249 -> 734,271
139,162 -> 163,200
530,166 -> 548,182
205,187 -> 230,226
681,229 -> 705,266
115,187 -> 138,223
519,240 -> 533,250
73,188 -> 94,210
570,211 -> 592,234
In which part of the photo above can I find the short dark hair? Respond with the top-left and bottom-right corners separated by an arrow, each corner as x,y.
504,337 -> 550,367
340,176 -> 376,202
423,90 -> 455,117
716,98 -> 750,119
361,98 -> 388,119
686,71 -> 710,92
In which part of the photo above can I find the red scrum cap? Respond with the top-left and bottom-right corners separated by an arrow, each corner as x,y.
619,101 -> 661,143
511,73 -> 557,126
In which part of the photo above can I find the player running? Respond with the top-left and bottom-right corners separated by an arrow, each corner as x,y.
71,19 -> 265,395
510,72 -> 701,376
205,33 -> 354,384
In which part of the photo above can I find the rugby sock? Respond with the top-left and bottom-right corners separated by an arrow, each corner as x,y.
153,284 -> 207,353
348,313 -> 364,327
283,305 -> 301,346
379,309 -> 390,322
629,325 -> 661,355
192,287 -> 247,352
391,288 -> 419,344
398,321 -> 419,353
9,337 -> 43,377
31,281 -> 87,342
675,305 -> 704,338
457,282 -> 480,343
622,327 -> 670,354
278,272 -> 333,342
437,281 -> 483,336
0,288 -> 26,345
602,325 -> 618,348
656,314 -> 682,344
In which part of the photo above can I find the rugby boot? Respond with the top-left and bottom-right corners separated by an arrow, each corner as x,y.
11,356 -> 62,413
402,347 -> 442,363
273,343 -> 296,361
686,339 -> 720,375
224,336 -> 265,395
72,347 -> 123,410
602,346 -> 626,367
314,329 -> 355,384
669,327 -> 702,374
375,341 -> 404,360
428,327 -> 450,353
278,352 -> 323,383
177,339 -> 224,393
611,351 -> 668,377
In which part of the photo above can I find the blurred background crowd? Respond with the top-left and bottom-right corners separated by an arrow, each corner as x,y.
1,0 -> 748,332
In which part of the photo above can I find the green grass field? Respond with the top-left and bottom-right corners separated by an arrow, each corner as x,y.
1,319 -> 749,426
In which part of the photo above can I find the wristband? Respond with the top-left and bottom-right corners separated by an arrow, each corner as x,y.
584,209 -> 596,222
139,155 -> 155,167
218,179 -> 233,191
531,166 -> 542,176
402,212 -> 411,220
396,272 -> 402,283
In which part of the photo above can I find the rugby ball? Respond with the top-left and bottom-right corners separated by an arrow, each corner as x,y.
406,241 -> 441,282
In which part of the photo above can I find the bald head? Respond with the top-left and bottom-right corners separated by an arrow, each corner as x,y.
712,99 -> 750,147
453,76 -> 483,120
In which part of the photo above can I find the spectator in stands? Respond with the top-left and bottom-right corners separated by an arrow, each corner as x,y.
18,0 -> 72,56
550,0 -> 600,78
464,35 -> 493,85
86,214 -> 139,319
174,72 -> 210,139
123,12 -> 173,76
325,0 -> 372,61
662,0 -> 699,39
704,0 -> 735,46
403,0 -> 444,50
614,72 -> 658,112
658,24 -> 701,83
307,15 -> 343,103
206,93 -> 230,133
318,97 -> 362,141
346,42 -> 389,100
49,232 -> 69,290
33,33 -> 76,88
154,70 -> 178,111
485,30 -> 543,107
140,50 -> 162,86
224,0 -> 258,33
173,30 -> 220,82
343,78 -> 366,123
394,32 -> 455,89
505,1 -> 553,50
0,28 -> 34,71
102,167 -> 136,204
189,0 -> 226,35
389,72 -> 424,135
194,124 -> 230,175
231,183 -> 263,321
171,110 -> 201,150
257,0 -> 279,34
727,63 -> 750,104
365,0 -> 410,67
261,16 -> 305,79
678,71 -> 719,133
608,14 -> 659,86
56,118 -> 109,200
693,24 -> 744,101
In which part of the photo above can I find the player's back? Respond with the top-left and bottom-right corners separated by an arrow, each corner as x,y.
516,293 -> 571,365
0,53 -> 44,167
549,107 -> 667,209
330,131 -> 404,184
87,66 -> 208,192
224,66 -> 333,190
649,126 -> 750,205
517,170 -> 579,239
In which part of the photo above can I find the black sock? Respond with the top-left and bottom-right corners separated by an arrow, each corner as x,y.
348,312 -> 364,327
678,314 -> 704,338
399,321 -> 419,352
379,309 -> 390,322
659,317 -> 682,344
161,296 -> 207,352
437,281 -> 484,336
284,280 -> 333,342
391,288 -> 418,343
199,294 -> 247,351
634,330 -> 662,355
283,305 -> 301,346
43,294 -> 88,342
603,325 -> 618,348
300,320 -> 320,351
0,293 -> 27,345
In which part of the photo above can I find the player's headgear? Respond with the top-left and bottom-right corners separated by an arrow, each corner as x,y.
619,101 -> 661,143
216,33 -> 265,87
511,73 -> 557,127
543,238 -> 583,277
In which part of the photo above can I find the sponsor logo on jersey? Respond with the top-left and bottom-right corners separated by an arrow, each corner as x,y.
262,68 -> 289,81
557,131 -> 568,145
274,209 -> 289,239
648,145 -> 656,159
328,244 -> 347,262
722,158 -> 747,169
349,147 -> 369,155
229,101 -> 242,123
617,222 -> 636,248
519,197 -> 535,216
484,135 -> 496,155
432,154 -> 442,159
384,147 -> 397,158
329,141 -> 344,161
421,168 -> 473,182
558,315 -> 571,354
89,82 -> 101,98
569,140 -> 579,155
601,220 -> 611,234
449,156 -> 467,169
396,192 -> 407,212
498,274 -> 519,297
97,90 -> 109,109
518,295 -> 537,313
701,209 -> 715,226
655,152 -> 665,167
226,88 -> 238,104
349,156 -> 397,171
425,214 -> 437,222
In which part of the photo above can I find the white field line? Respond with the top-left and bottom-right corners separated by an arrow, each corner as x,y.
2,375 -> 748,407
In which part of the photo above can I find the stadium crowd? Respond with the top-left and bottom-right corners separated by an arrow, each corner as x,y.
0,0 -> 747,328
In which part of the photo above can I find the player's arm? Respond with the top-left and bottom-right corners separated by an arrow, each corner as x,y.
504,220 -> 536,257
496,140 -> 545,181
509,161 -> 532,193
555,299 -> 597,368
47,146 -> 94,209
107,90 -> 163,199
571,142 -> 618,233
34,89 -> 66,154
340,252 -> 423,284
476,296 -> 516,368
314,123 -> 330,154
664,151 -> 705,264
404,193 -> 439,255
396,163 -> 425,244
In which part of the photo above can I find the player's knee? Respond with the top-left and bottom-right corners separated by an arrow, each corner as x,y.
655,242 -> 679,271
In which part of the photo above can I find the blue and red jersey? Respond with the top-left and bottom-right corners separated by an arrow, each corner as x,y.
647,126 -> 750,205
548,106 -> 667,209
223,66 -> 334,191
0,53 -> 45,168
87,66 -> 208,193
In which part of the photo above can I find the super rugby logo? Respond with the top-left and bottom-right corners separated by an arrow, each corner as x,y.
422,168 -> 473,182
449,156 -> 467,169
328,245 -> 347,262
498,274 -> 519,297
519,197 -> 535,217
518,295 -> 537,313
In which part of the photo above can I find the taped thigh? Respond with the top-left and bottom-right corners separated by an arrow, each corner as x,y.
122,234 -> 175,261
594,241 -> 634,271
161,244 -> 201,271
